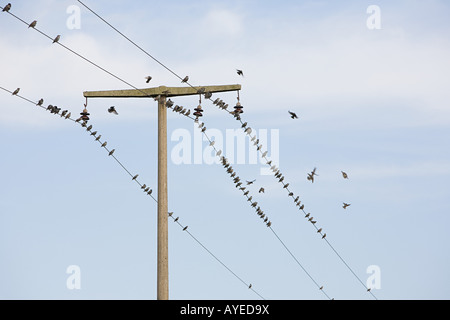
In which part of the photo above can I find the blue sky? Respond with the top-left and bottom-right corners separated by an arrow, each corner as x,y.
1,0 -> 449,300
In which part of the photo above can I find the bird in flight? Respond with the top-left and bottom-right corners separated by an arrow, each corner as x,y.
108,106 -> 118,115
288,111 -> 298,119
2,3 -> 11,12
145,76 -> 152,83
181,76 -> 189,83
341,171 -> 349,179
343,203 -> 351,209
246,179 -> 256,185
307,167 -> 318,183
236,69 -> 244,77
28,20 -> 37,28
259,187 -> 265,193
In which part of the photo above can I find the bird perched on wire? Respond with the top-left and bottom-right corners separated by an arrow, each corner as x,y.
341,171 -> 349,179
53,35 -> 61,43
12,88 -> 20,96
181,76 -> 189,83
36,98 -> 44,106
343,202 -> 351,209
2,3 -> 11,12
28,20 -> 37,28
145,76 -> 152,83
288,111 -> 298,119
236,69 -> 244,77
108,106 -> 118,115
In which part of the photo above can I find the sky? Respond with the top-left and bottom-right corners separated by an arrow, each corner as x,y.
0,0 -> 449,300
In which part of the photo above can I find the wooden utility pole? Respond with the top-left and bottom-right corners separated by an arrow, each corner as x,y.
83,84 -> 241,300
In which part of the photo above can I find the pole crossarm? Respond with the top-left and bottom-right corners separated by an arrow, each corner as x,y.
83,84 -> 241,98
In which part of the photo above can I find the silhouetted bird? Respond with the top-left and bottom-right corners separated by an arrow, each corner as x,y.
2,3 -> 11,12
28,20 -> 37,28
53,35 -> 60,43
181,76 -> 189,83
236,69 -> 244,77
145,76 -> 152,83
343,203 -> 351,209
342,171 -> 348,179
108,106 -> 118,115
288,111 -> 298,119
12,88 -> 20,95
246,179 -> 256,185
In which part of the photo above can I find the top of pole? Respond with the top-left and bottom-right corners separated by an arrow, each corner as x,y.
83,84 -> 241,98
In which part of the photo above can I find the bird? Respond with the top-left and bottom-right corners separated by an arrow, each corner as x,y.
266,221 -> 272,227
132,174 -> 139,180
248,284 -> 252,289
322,233 -> 327,239
317,228 -> 322,233
246,179 -> 256,185
65,112 -> 71,119
181,76 -> 189,83
343,203 -> 351,209
12,88 -> 20,95
108,149 -> 115,156
288,111 -> 298,119
53,35 -> 60,43
259,187 -> 265,193
183,226 -> 188,231
168,212 -> 173,217
145,76 -> 152,83
108,106 -> 118,115
236,69 -> 244,77
28,20 -> 37,28
319,286 -> 324,290
341,171 -> 348,179
2,3 -> 11,12
174,217 -> 179,222
307,167 -> 318,183
36,98 -> 44,106
101,141 -> 107,147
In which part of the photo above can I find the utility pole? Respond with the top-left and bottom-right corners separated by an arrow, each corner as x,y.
83,84 -> 241,300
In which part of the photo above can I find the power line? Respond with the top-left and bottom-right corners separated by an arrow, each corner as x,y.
2,3 -> 376,299
167,101 -> 334,300
0,85 -> 265,300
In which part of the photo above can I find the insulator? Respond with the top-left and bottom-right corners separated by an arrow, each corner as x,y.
80,107 -> 90,121
234,101 -> 243,114
193,104 -> 203,118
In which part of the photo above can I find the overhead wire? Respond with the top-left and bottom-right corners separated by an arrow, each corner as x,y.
0,84 -> 265,299
72,2 -> 376,297
167,100 -> 333,300
1,2 -> 374,299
